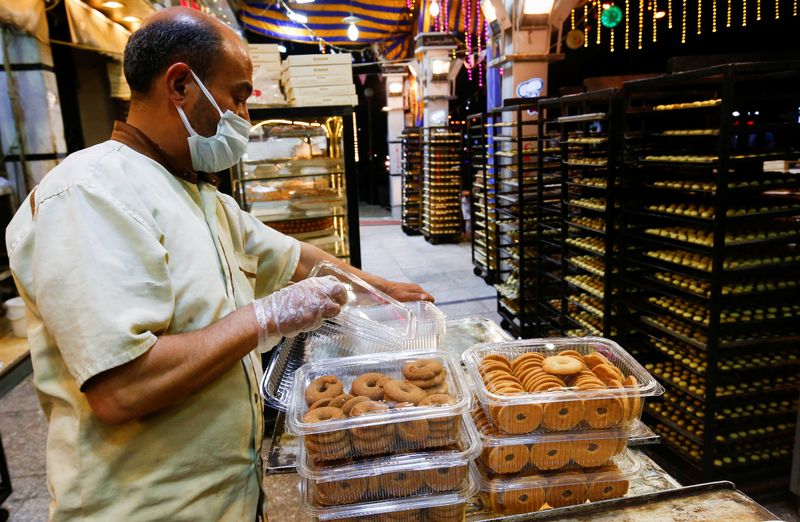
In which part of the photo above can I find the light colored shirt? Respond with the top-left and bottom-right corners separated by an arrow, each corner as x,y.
5,132 -> 300,521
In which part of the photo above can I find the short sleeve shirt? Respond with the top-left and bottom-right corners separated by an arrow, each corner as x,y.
5,131 -> 300,521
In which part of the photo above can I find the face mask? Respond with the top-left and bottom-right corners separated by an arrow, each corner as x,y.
175,69 -> 251,173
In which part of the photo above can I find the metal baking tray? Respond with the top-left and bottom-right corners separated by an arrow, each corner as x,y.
468,481 -> 778,521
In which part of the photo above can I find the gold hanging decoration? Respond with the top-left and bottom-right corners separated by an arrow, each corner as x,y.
571,9 -> 576,29
698,0 -> 703,33
669,0 -> 674,27
757,0 -> 762,19
743,0 -> 747,25
653,0 -> 658,41
585,5 -> 590,46
597,0 -> 602,44
682,0 -> 688,41
625,0 -> 631,48
727,0 -> 732,26
776,0 -> 780,18
610,26 -> 616,51
793,0 -> 797,16
713,0 -> 718,30
639,0 -> 644,49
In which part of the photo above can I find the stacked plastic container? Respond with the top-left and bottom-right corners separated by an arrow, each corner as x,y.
288,351 -> 478,521
261,262 -> 446,411
462,338 -> 664,516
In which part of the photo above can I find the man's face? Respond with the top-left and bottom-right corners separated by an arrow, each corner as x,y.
186,35 -> 253,138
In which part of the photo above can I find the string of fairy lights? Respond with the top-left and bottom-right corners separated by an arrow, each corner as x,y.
573,0 -> 797,53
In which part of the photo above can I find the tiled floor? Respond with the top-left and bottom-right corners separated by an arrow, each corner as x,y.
0,210 -> 500,521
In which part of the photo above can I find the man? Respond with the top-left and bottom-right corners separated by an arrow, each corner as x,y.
5,8 -> 431,521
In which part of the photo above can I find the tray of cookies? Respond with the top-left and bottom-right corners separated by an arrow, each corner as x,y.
298,415 -> 479,507
474,452 -> 642,515
287,352 -> 471,462
462,338 -> 663,435
471,405 -> 658,478
301,468 -> 477,521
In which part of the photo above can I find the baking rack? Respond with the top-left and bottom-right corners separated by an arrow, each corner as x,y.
422,125 -> 463,244
619,61 -> 800,490
555,89 -> 622,339
468,112 -> 498,283
400,127 -> 423,235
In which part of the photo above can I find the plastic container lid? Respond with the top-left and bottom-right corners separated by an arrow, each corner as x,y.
473,449 -> 643,493
462,337 -> 664,407
301,463 -> 479,520
286,351 -> 471,436
297,413 -> 481,482
439,317 -> 513,358
309,261 -> 417,340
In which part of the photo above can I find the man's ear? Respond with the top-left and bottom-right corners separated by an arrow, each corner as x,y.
164,62 -> 193,106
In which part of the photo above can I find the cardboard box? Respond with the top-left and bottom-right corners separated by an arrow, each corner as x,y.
282,53 -> 351,68
287,84 -> 356,99
252,62 -> 282,80
281,73 -> 352,88
290,94 -> 358,107
282,64 -> 352,79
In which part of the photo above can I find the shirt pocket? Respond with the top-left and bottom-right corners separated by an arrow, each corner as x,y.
233,251 -> 258,303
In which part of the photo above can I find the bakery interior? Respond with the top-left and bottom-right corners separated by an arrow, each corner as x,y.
1,0 -> 800,520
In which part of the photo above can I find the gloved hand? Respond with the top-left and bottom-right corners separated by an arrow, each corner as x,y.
252,275 -> 349,342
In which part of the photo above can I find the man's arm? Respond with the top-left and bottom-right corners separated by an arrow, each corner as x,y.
293,242 -> 435,302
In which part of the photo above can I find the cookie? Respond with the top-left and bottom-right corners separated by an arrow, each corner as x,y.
510,353 -> 545,373
484,444 -> 529,474
304,375 -> 345,406
315,477 -> 368,506
351,372 -> 389,400
587,469 -> 629,501
304,406 -> 345,424
341,395 -> 371,416
545,474 -> 588,508
495,403 -> 543,434
572,438 -> 616,467
402,359 -> 444,381
397,419 -> 430,442
530,441 -> 572,470
584,397 -> 624,428
384,379 -> 427,405
422,466 -> 467,493
542,400 -> 585,431
542,355 -> 584,375
582,352 -> 612,369
406,369 -> 446,389
503,487 -> 545,514
327,393 -> 354,409
380,470 -> 423,497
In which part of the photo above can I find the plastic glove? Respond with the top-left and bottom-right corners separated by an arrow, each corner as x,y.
252,275 -> 348,342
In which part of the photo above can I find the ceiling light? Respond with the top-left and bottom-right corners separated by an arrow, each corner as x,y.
343,15 -> 360,41
429,0 -> 440,17
122,15 -> 140,22
388,81 -> 403,94
287,10 -> 308,23
295,0 -> 316,3
654,10 -> 666,17
522,0 -> 553,14
101,1 -> 124,8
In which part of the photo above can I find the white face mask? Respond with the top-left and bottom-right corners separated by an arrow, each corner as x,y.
175,69 -> 251,173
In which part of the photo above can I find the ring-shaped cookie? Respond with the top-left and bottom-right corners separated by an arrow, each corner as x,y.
584,397 -> 624,428
422,465 -> 467,493
351,372 -> 388,400
502,487 -> 545,515
485,444 -> 529,474
402,359 -> 444,381
304,375 -> 345,406
587,477 -> 629,501
530,441 -> 572,470
384,379 -> 427,405
582,352 -> 612,369
379,470 -> 424,497
315,477 -> 368,506
511,353 -> 545,373
572,438 -> 617,467
542,400 -> 585,431
542,356 -> 584,375
545,477 -> 588,508
496,403 -> 543,434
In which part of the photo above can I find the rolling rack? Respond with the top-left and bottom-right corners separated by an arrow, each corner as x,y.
400,127 -> 423,235
490,100 -> 551,338
533,97 -> 566,336
619,61 -> 800,494
557,89 -> 623,339
421,126 -> 463,244
468,112 -> 498,283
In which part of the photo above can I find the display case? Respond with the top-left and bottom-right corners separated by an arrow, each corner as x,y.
233,106 -> 361,267
400,127 -> 422,235
619,61 -> 800,491
557,90 -> 623,339
422,126 -> 463,244
468,112 -> 498,282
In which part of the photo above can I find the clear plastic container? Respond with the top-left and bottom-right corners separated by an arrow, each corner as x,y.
439,317 -> 513,358
462,337 -> 664,435
472,405 -> 657,478
287,352 -> 471,461
309,261 -> 446,349
298,415 -> 479,507
474,450 -> 643,515
302,466 -> 477,521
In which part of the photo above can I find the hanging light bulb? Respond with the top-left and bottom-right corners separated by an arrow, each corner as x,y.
344,15 -> 360,41
430,0 -> 441,17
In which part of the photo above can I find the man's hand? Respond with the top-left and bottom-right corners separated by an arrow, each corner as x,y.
382,280 -> 435,303
253,275 -> 349,337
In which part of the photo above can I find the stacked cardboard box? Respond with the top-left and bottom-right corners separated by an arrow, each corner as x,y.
281,54 -> 357,107
248,44 -> 286,107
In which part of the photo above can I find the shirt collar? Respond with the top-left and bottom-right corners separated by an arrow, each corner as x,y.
110,121 -> 222,187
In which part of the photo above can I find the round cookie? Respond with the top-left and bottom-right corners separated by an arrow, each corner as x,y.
530,441 -> 572,470
495,403 -> 543,434
511,353 -> 545,373
341,395 -> 371,416
397,419 -> 431,442
588,475 -> 629,501
484,444 -> 529,474
503,487 -> 545,514
402,359 -> 444,381
327,393 -> 354,409
422,466 -> 467,493
315,477 -> 368,506
304,406 -> 345,424
572,439 -> 617,467
352,433 -> 394,457
427,503 -> 465,522
483,354 -> 512,366
305,375 -> 345,406
424,381 -> 450,396
542,400 -> 586,431
584,397 -> 624,429
542,356 -> 584,375
308,397 -> 335,411
379,470 -> 424,497
384,379 -> 427,405
624,375 -> 642,422
351,372 -> 389,400
406,369 -> 446,389
378,509 -> 422,522
545,475 -> 588,508
583,352 -> 612,369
